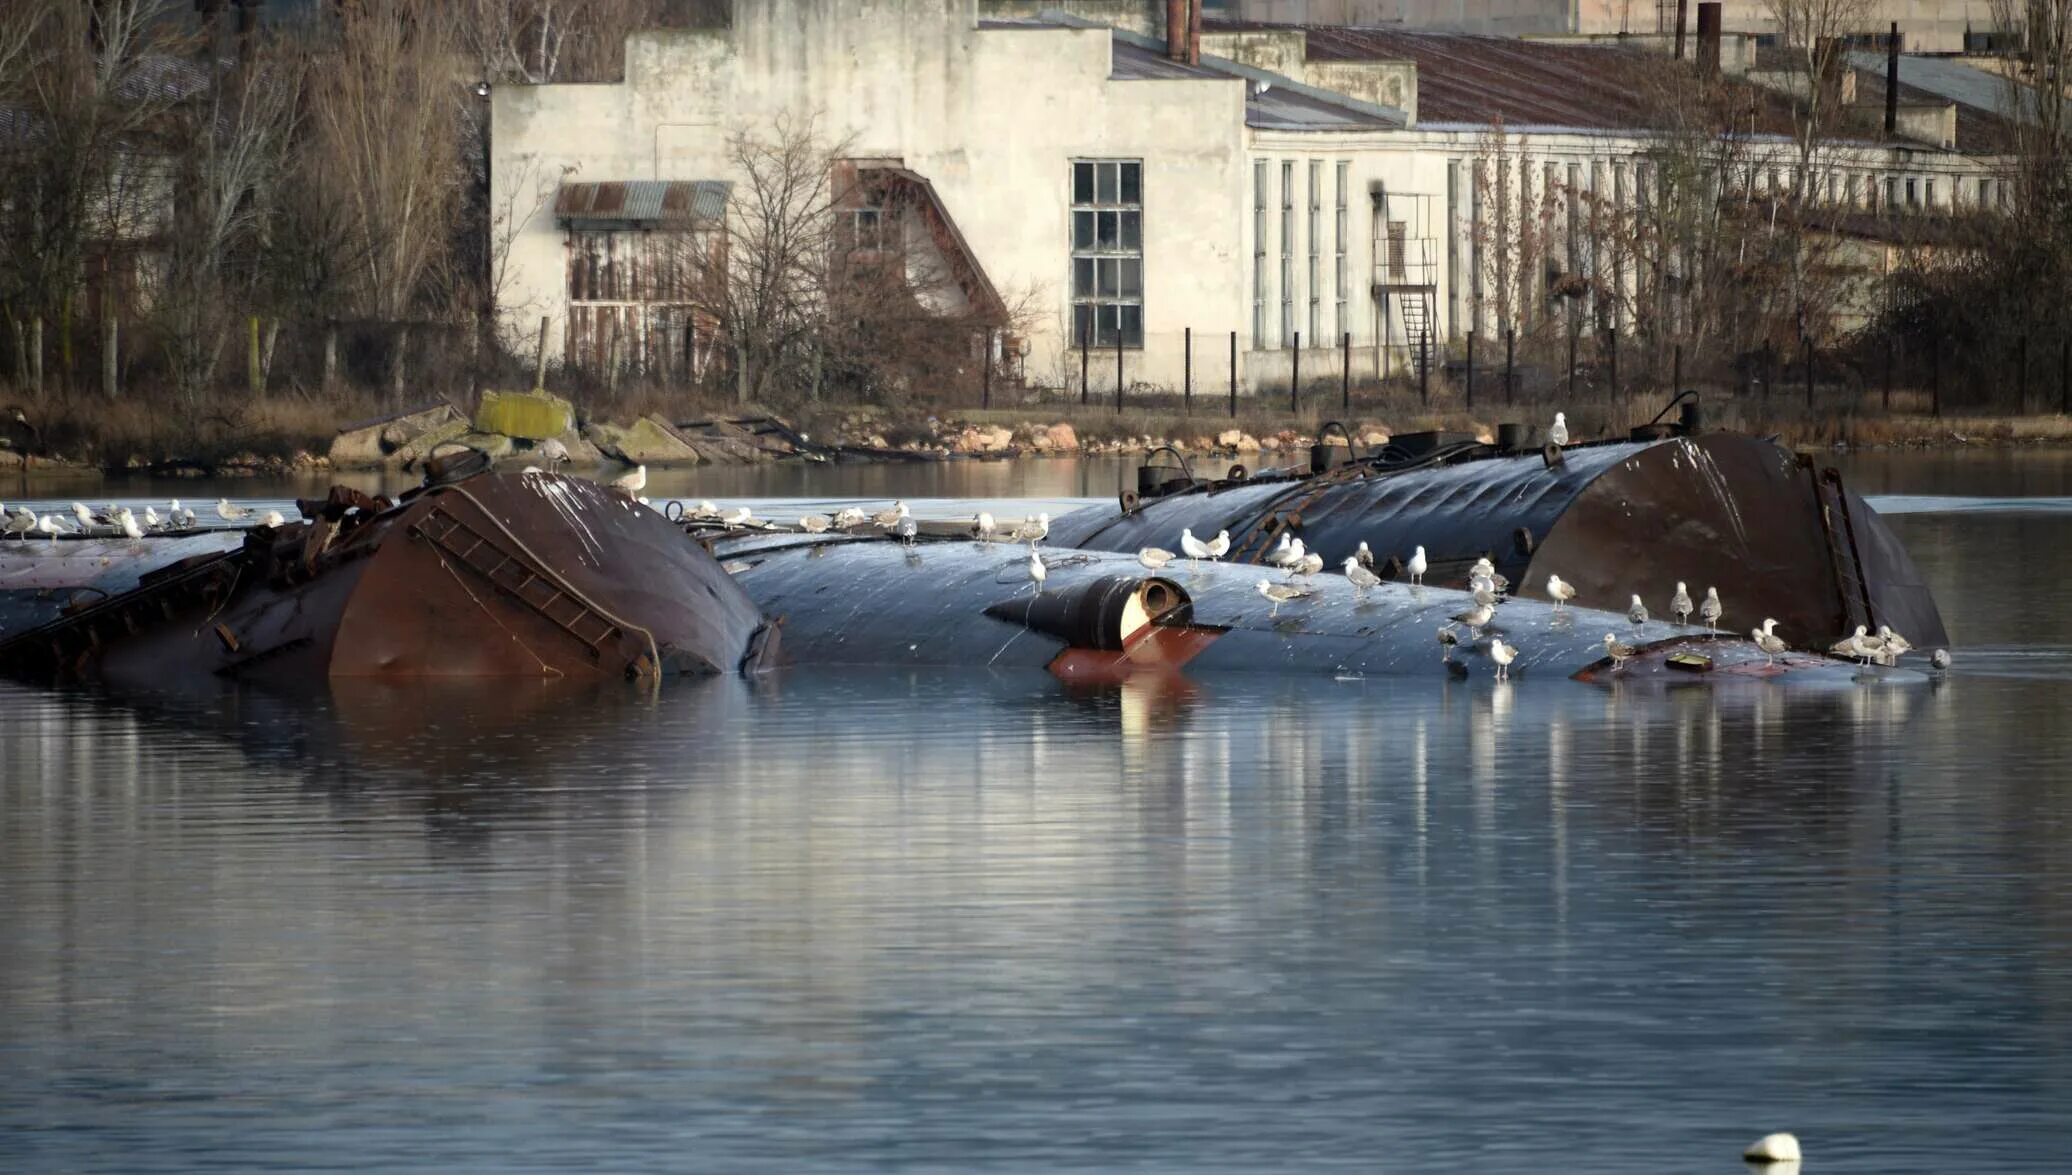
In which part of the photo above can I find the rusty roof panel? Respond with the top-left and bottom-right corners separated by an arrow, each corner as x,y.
556,180 -> 729,226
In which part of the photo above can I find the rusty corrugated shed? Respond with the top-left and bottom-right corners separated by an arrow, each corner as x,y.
555,180 -> 729,226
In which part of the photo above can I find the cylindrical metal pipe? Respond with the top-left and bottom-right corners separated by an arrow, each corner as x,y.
1886,23 -> 1901,135
1697,2 -> 1721,77
1165,0 -> 1187,61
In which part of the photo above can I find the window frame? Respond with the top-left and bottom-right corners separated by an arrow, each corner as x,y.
1070,159 -> 1145,349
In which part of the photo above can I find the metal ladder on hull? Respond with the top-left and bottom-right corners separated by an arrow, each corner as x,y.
411,505 -> 625,663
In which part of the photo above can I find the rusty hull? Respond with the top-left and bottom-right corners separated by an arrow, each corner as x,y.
0,473 -> 772,685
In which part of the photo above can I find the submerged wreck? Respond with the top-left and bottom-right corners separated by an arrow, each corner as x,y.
0,418 -> 1939,688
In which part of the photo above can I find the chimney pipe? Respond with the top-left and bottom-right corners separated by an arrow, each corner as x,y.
1187,0 -> 1202,66
1166,0 -> 1186,62
1696,2 -> 1721,78
1674,0 -> 1688,60
1885,22 -> 1901,136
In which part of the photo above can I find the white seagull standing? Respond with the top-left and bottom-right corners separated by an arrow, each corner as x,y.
797,514 -> 832,534
1548,411 -> 1569,447
1026,550 -> 1047,594
872,500 -> 909,530
38,515 -> 65,542
1545,573 -> 1577,611
1292,550 -> 1324,578
1628,594 -> 1649,625
1179,528 -> 1212,566
217,498 -> 250,522
1602,632 -> 1638,671
261,510 -> 287,528
972,512 -> 996,541
895,515 -> 919,548
1698,586 -> 1723,634
1437,624 -> 1460,661
1406,544 -> 1428,586
720,506 -> 753,527
611,464 -> 647,495
1490,638 -> 1519,681
1829,624 -> 1872,663
1138,546 -> 1176,570
118,508 -> 144,541
1753,619 -> 1788,666
1354,541 -> 1374,570
832,506 -> 868,530
1343,556 -> 1381,597
1670,581 -> 1694,626
1019,512 -> 1050,546
1256,578 -> 1313,617
70,501 -> 96,529
1451,602 -> 1495,639
1205,530 -> 1231,561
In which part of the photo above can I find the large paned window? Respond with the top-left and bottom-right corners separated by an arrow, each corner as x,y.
1253,160 -> 1267,344
1071,159 -> 1143,348
1307,160 -> 1322,344
1334,161 -> 1349,341
1280,161 -> 1294,344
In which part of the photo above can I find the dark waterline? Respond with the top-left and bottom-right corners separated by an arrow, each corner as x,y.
4,451 -> 2072,1171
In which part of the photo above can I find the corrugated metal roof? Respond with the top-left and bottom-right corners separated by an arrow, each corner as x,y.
555,180 -> 729,226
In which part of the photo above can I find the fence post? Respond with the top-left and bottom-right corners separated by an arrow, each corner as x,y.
1080,316 -> 1090,406
1229,330 -> 1238,418
1803,335 -> 1813,411
1291,330 -> 1301,415
1419,330 -> 1430,406
1115,326 -> 1124,413
1341,330 -> 1350,412
1466,329 -> 1476,409
1183,326 -> 1192,415
1505,327 -> 1516,405
2018,333 -> 2029,414
1931,335 -> 1941,417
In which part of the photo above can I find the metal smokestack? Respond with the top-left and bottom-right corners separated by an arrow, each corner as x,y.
1886,22 -> 1901,136
1187,0 -> 1202,66
1166,0 -> 1186,62
1674,0 -> 1688,60
1696,2 -> 1721,78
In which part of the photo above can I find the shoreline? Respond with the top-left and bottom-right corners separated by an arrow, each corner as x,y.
6,397 -> 2072,481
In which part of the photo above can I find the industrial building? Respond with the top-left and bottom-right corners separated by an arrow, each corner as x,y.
489,0 -> 2015,396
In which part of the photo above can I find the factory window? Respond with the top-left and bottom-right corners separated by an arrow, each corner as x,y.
1334,161 -> 1349,340
1925,178 -> 1937,207
1885,176 -> 1898,208
1071,159 -> 1143,348
849,206 -> 885,251
1281,161 -> 1295,345
1307,160 -> 1322,344
1906,177 -> 1918,207
1253,161 -> 1267,345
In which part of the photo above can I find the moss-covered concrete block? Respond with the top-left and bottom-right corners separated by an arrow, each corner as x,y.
584,416 -> 702,466
474,389 -> 574,441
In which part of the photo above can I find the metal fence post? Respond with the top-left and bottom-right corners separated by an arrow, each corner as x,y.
1465,329 -> 1476,409
1419,330 -> 1430,406
1291,330 -> 1301,415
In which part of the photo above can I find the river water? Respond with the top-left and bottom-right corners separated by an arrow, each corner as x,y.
3,449 -> 2070,1172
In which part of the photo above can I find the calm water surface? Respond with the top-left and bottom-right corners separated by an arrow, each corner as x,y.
4,450 -> 2072,1172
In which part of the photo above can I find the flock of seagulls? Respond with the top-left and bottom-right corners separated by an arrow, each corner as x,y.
1826,623 -> 1915,667
3,498 -> 216,542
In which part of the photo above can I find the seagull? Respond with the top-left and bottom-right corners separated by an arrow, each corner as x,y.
1291,551 -> 1324,578
895,515 -> 919,547
1753,619 -> 1788,666
1267,532 -> 1292,566
1698,586 -> 1723,633
691,500 -> 721,520
1355,541 -> 1374,571
1670,581 -> 1693,625
1545,573 -> 1576,611
611,464 -> 647,495
797,514 -> 831,533
1437,624 -> 1460,660
118,508 -> 144,540
1026,550 -> 1047,594
70,501 -> 95,529
1490,638 -> 1518,681
1602,632 -> 1638,671
1138,547 -> 1176,570
5,508 -> 37,538
972,512 -> 996,540
1257,578 -> 1313,616
872,500 -> 909,529
261,510 -> 286,528
1406,544 -> 1428,586
1471,585 -> 1499,610
539,437 -> 570,466
1451,602 -> 1494,638
1205,530 -> 1230,560
1180,528 -> 1212,566
720,506 -> 753,527
174,506 -> 196,529
1627,594 -> 1648,625
1271,536 -> 1307,570
1548,411 -> 1569,447
142,506 -> 161,531
1019,512 -> 1051,545
1343,556 -> 1381,596
217,498 -> 249,521
1471,557 -> 1509,595
38,514 -> 65,542
1879,625 -> 1913,658
832,506 -> 868,530
1829,625 -> 1873,665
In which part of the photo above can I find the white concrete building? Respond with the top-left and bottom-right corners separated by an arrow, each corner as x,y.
490,0 -> 2008,397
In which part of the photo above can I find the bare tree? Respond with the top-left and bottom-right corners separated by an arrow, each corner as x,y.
458,0 -> 670,85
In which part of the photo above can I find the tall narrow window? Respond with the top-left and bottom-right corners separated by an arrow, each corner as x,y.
1070,159 -> 1143,348
1307,160 -> 1322,344
1280,161 -> 1294,344
1335,161 -> 1349,341
1253,161 -> 1267,344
